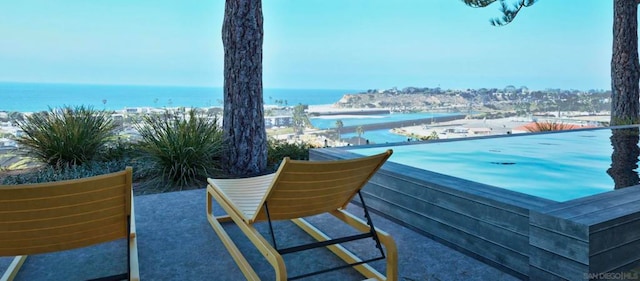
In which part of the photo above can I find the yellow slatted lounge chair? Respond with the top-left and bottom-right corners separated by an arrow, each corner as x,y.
0,167 -> 139,281
206,150 -> 397,281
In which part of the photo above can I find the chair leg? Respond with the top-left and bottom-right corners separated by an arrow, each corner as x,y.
1,255 -> 27,281
291,218 -> 388,280
129,194 -> 140,281
331,210 -> 398,281
207,187 -> 287,281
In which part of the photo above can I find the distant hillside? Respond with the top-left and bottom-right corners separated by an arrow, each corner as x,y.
334,86 -> 611,115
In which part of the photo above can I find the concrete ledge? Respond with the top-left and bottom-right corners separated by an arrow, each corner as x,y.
313,144 -> 640,280
530,185 -> 640,280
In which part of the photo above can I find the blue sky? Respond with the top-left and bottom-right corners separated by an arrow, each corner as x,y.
0,0 -> 613,91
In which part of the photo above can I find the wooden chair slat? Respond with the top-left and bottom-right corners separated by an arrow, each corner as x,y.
0,173 -> 127,200
1,233 -> 127,256
270,175 -> 372,191
280,158 -> 386,173
0,197 -> 124,222
0,215 -> 126,240
0,224 -> 126,255
0,167 -> 139,280
268,187 -> 354,199
1,205 -> 125,231
0,185 -> 126,212
279,160 -> 376,175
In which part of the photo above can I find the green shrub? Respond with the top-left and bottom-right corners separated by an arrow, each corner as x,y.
134,109 -> 225,191
100,138 -> 138,162
267,139 -> 314,171
1,160 -> 127,185
15,106 -> 116,167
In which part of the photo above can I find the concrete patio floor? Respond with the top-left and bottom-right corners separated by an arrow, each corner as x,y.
1,188 -> 519,281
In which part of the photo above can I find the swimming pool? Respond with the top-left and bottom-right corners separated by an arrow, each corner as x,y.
351,128 -> 637,202
310,126 -> 640,280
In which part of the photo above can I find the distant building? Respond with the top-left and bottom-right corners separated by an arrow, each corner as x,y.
265,116 -> 293,128
124,107 -> 153,114
443,127 -> 469,134
468,128 -> 492,135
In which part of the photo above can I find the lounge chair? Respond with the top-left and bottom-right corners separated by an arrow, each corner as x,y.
0,167 -> 139,281
206,150 -> 397,281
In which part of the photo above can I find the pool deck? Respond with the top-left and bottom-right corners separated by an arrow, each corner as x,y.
1,188 -> 519,281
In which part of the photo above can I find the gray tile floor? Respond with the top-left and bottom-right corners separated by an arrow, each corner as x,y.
1,189 -> 519,281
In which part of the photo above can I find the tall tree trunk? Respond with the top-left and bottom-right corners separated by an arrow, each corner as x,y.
222,0 -> 267,177
611,0 -> 640,125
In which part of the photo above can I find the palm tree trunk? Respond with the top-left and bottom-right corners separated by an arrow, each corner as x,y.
222,0 -> 267,176
611,0 -> 640,125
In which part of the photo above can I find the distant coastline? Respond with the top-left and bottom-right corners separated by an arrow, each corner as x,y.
0,82 -> 357,113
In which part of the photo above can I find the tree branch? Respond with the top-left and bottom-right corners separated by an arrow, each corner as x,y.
462,0 -> 537,26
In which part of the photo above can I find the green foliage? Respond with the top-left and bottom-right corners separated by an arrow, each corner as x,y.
15,106 -> 116,167
1,160 -> 127,185
100,138 -> 138,162
267,139 -> 314,172
292,104 -> 310,134
463,0 -> 537,26
356,125 -> 366,145
610,116 -> 639,127
134,109 -> 225,191
335,119 -> 344,140
420,131 -> 440,141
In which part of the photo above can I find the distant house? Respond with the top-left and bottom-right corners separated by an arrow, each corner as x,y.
265,116 -> 293,128
344,136 -> 368,146
443,127 -> 469,134
468,128 -> 492,135
124,107 -> 153,114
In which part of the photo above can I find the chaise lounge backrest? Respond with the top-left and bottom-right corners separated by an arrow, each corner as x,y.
252,150 -> 392,222
0,167 -> 133,256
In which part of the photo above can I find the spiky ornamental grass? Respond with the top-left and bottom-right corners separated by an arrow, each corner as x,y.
525,121 -> 568,132
15,106 -> 116,168
135,109 -> 225,191
2,160 -> 127,185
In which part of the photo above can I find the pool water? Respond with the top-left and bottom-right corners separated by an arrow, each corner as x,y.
351,127 -> 640,202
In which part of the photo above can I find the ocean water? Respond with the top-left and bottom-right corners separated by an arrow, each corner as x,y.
0,82 -> 458,143
0,82 -> 357,112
